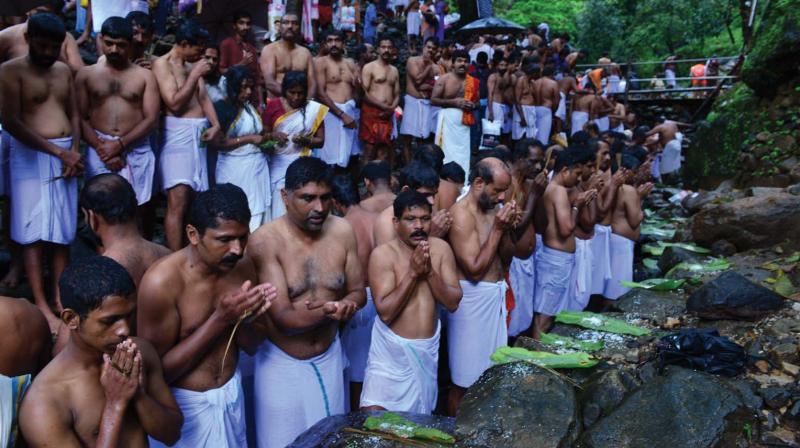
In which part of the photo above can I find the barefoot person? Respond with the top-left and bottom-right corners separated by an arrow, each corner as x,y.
137,185 -> 276,447
432,49 -> 477,178
446,157 -> 520,414
361,191 -> 461,414
19,256 -> 183,447
152,19 -> 222,251
360,35 -> 400,165
0,13 -> 84,333
249,157 -> 365,448
77,17 -> 159,207
260,13 -> 316,98
399,37 -> 439,163
80,174 -> 170,287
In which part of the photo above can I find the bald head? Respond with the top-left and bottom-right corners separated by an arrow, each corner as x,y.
469,157 -> 510,186
469,157 -> 511,211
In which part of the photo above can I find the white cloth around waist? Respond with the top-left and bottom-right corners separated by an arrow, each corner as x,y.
603,232 -> 635,300
660,138 -> 682,175
435,108 -> 472,181
512,104 -> 537,140
533,244 -> 576,316
86,130 -> 155,205
571,111 -> 589,136
570,238 -> 593,311
508,253 -> 535,337
485,102 -> 511,134
159,116 -> 209,192
321,99 -> 359,168
342,287 -> 376,383
590,224 -> 613,295
400,94 -> 434,139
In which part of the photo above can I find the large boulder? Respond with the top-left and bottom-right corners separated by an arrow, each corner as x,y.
690,192 -> 800,251
657,246 -> 703,274
580,367 -> 755,447
740,0 -> 800,97
455,362 -> 578,448
687,271 -> 784,320
612,289 -> 686,326
579,367 -> 641,429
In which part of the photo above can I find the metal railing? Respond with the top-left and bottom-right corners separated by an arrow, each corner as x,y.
575,55 -> 739,70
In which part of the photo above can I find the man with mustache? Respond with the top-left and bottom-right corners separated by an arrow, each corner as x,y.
126,11 -> 154,69
431,49 -> 476,178
137,184 -> 276,447
446,157 -> 521,414
360,35 -> 400,165
360,190 -> 461,414
248,157 -> 365,448
0,12 -> 84,335
77,17 -> 159,209
260,13 -> 317,98
399,37 -> 439,163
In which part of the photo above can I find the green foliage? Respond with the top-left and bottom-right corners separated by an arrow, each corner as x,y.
491,346 -> 600,368
364,413 -> 455,444
495,0 -> 581,38
555,311 -> 652,336
620,278 -> 687,291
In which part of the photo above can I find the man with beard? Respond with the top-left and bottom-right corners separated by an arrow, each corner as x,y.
201,45 -> 227,103
512,61 -> 538,142
0,13 -> 83,334
360,191 -> 461,414
533,65 -> 559,145
152,20 -> 222,251
532,149 -> 597,339
260,14 -> 317,98
446,157 -> 520,414
360,36 -> 400,165
126,11 -> 154,69
19,256 -> 182,448
248,157 -> 365,448
77,17 -> 158,208
431,49 -> 477,178
316,30 -> 360,170
219,10 -> 263,106
137,184 -> 276,447
400,37 -> 439,163
486,53 -> 513,142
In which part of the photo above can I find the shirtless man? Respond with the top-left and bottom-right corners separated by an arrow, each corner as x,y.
555,71 -> 577,134
591,92 -> 614,132
431,49 -> 475,177
126,11 -> 154,69
533,65 -> 560,144
359,160 -> 396,214
0,297 -> 51,377
19,256 -> 182,447
436,39 -> 455,74
80,174 -> 170,286
260,14 -> 316,98
152,19 -> 221,251
361,191 -> 461,414
248,157 -> 365,448
533,148 -> 597,339
436,161 -> 465,211
315,30 -> 360,169
565,49 -> 588,72
590,142 -> 625,304
77,17 -> 159,208
400,37 -> 439,163
360,35 -> 400,165
512,61 -> 537,141
446,157 -> 522,414
646,117 -> 690,182
0,13 -> 83,333
608,95 -> 627,132
571,85 -> 595,136
137,184 -> 276,447
486,54 -> 513,141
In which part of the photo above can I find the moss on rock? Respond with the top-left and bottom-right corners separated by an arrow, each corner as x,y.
740,0 -> 800,97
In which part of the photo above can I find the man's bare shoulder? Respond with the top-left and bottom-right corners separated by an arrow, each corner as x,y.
450,199 -> 476,224
130,337 -> 162,368
428,236 -> 454,254
370,239 -> 397,260
140,250 -> 186,294
327,214 -> 357,238
363,60 -> 380,72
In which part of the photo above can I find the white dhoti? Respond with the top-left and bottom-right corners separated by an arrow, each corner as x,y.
435,108 -> 472,180
406,11 -> 421,35
150,370 -> 246,448
665,69 -> 677,88
360,318 -> 440,414
533,245 -> 576,316
321,99 -> 359,167
485,102 -> 511,134
9,136 -> 77,245
254,337 -> 346,448
342,288 -> 376,383
268,153 -> 300,219
603,232 -> 634,300
508,253 -> 535,337
555,92 -> 567,122
569,238 -> 593,311
571,111 -> 589,136
216,151 -> 271,232
612,124 -> 625,133
448,280 -> 507,388
590,224 -> 612,295
596,116 -> 610,132
534,106 -> 553,144
660,139 -> 682,175
86,131 -> 155,205
400,95 -> 433,139
0,130 -> 9,196
0,374 -> 30,448
512,105 -> 537,140
159,116 -> 209,192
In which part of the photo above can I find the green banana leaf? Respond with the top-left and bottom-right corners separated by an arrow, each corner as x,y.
490,346 -> 599,368
640,224 -> 676,238
643,242 -> 711,256
642,258 -> 660,270
620,278 -> 686,291
665,258 -> 730,278
773,276 -> 795,298
539,333 -> 604,352
555,310 -> 652,336
364,412 -> 455,444
642,244 -> 666,256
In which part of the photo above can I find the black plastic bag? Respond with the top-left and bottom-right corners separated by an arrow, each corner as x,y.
656,329 -> 748,376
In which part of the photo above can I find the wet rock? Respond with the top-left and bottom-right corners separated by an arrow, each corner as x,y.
760,386 -> 792,409
789,183 -> 800,195
580,367 -> 753,447
687,271 -> 785,320
740,0 -> 800,96
657,246 -> 702,274
690,192 -> 800,251
746,187 -> 786,197
786,400 -> 800,430
775,135 -> 797,152
288,411 -> 456,447
728,380 -> 764,411
612,289 -> 685,326
760,428 -> 799,447
680,183 -> 744,214
756,131 -> 771,143
455,362 -> 578,448
579,368 -> 641,429
771,342 -> 800,364
710,239 -> 737,257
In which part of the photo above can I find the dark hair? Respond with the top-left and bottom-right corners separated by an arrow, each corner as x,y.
232,10 -> 251,22
355,44 -> 371,60
80,174 -> 138,225
423,36 -> 440,47
175,19 -> 210,46
225,65 -> 254,101
542,64 -> 554,77
39,0 -> 65,11
477,147 -> 512,165
26,12 -> 66,43
101,16 -> 133,41
578,48 -> 588,56
440,161 -> 465,184
377,34 -> 395,47
285,157 -> 332,191
572,145 -> 596,165
126,11 -> 153,33
491,49 -> 505,64
512,139 -> 544,163
553,147 -> 585,172
584,121 -> 600,135
633,125 -> 650,140
451,49 -> 469,62
281,70 -> 308,96
442,39 -> 454,48
523,62 -> 540,75
413,143 -> 444,174
331,175 -> 360,207
188,183 -> 251,235
361,160 -> 391,184
204,42 -> 219,53
393,190 -> 432,218
399,161 -> 438,190
322,28 -> 345,41
60,256 -> 135,319
469,158 -> 496,184
476,51 -> 488,64
620,153 -> 642,170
